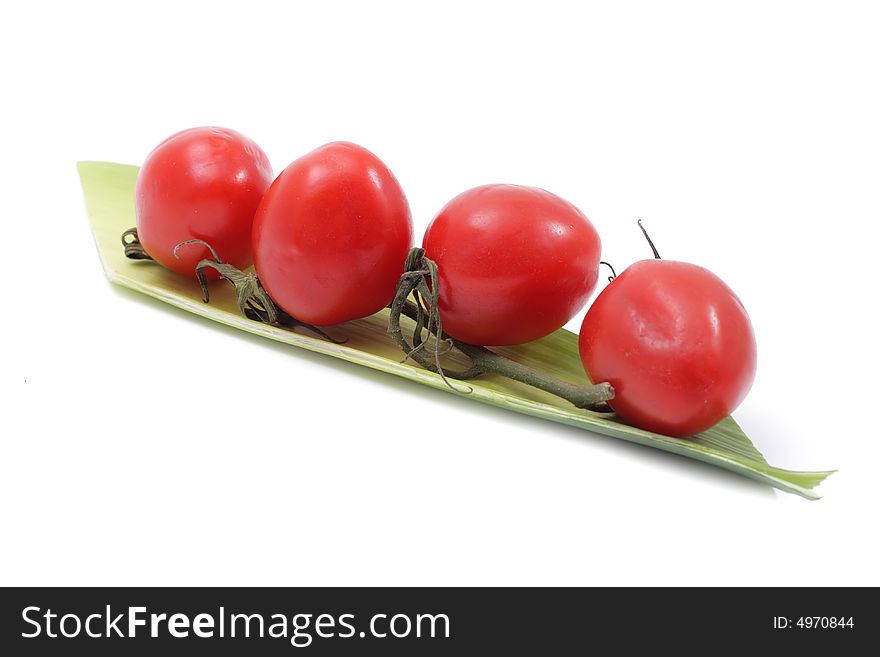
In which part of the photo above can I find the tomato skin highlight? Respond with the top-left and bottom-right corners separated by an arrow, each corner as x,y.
134,126 -> 273,278
578,259 -> 757,437
422,184 -> 601,346
252,141 -> 413,326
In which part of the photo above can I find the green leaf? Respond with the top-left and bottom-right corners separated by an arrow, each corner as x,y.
78,161 -> 835,499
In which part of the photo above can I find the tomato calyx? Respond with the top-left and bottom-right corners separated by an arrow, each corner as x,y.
121,227 -> 154,261
389,248 -> 478,390
389,248 -> 615,411
171,239 -> 344,344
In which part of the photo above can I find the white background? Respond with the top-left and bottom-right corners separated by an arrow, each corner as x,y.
2,1 -> 878,586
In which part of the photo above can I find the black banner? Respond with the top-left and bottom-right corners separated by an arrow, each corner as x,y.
0,587 -> 873,654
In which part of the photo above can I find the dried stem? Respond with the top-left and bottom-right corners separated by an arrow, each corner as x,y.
172,239 -> 344,343
121,227 -> 153,261
388,248 -> 615,411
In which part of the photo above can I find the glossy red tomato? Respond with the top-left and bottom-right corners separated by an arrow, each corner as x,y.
252,141 -> 413,326
422,184 -> 601,346
579,259 -> 757,437
134,126 -> 273,278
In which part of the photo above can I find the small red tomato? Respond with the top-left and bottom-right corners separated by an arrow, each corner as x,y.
422,184 -> 601,346
579,259 -> 757,437
134,126 -> 273,278
252,142 -> 413,326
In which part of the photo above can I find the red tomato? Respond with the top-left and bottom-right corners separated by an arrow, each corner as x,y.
252,142 -> 413,326
134,126 -> 273,278
578,259 -> 757,437
422,185 -> 601,346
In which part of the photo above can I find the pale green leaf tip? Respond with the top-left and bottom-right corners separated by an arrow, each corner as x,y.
758,468 -> 836,500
